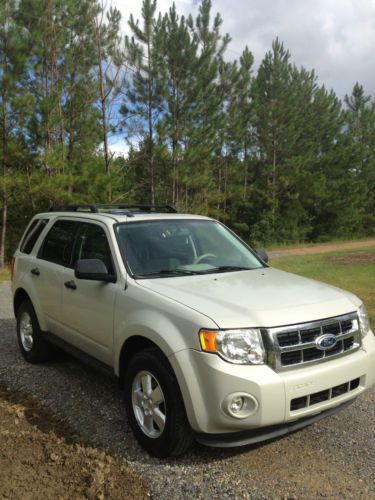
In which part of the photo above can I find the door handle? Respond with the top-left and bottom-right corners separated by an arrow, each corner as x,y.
31,268 -> 40,276
64,280 -> 77,290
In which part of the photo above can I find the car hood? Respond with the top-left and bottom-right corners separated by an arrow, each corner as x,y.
137,267 -> 360,329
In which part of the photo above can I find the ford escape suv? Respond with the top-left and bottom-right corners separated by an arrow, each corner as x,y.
11,204 -> 375,457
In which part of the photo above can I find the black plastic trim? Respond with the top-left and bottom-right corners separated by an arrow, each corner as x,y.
49,204 -> 177,214
195,399 -> 355,448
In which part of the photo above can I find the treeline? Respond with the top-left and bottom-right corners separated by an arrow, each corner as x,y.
1,0 -> 375,265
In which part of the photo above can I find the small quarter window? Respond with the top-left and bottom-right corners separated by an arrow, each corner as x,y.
39,220 -> 79,267
20,219 -> 48,254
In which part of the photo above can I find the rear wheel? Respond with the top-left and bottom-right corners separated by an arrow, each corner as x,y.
124,348 -> 193,458
16,300 -> 54,363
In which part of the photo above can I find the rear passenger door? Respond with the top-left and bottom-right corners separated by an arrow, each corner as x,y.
35,219 -> 79,330
61,221 -> 117,366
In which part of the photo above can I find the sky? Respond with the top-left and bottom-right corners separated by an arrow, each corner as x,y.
110,0 -> 375,154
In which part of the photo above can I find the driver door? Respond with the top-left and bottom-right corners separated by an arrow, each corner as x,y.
61,221 -> 117,366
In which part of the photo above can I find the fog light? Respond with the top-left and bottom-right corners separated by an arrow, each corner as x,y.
222,392 -> 259,419
230,396 -> 244,413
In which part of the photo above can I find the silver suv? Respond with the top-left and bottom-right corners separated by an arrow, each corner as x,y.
12,204 -> 375,457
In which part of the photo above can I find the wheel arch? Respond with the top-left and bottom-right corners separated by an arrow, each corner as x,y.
13,287 -> 48,331
118,335 -> 171,383
13,288 -> 32,317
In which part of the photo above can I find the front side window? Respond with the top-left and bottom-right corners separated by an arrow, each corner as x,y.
72,223 -> 114,274
20,219 -> 48,254
39,220 -> 79,267
115,219 -> 263,278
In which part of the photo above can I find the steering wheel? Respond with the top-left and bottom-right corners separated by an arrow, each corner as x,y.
194,253 -> 217,264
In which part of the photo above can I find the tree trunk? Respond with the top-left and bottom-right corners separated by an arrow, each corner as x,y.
26,164 -> 36,213
243,140 -> 248,200
147,39 -> 155,206
0,93 -> 8,268
95,18 -> 111,202
0,191 -> 7,269
224,157 -> 228,215
272,130 -> 277,236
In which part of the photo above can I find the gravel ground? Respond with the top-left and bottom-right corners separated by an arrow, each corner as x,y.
1,281 -> 374,499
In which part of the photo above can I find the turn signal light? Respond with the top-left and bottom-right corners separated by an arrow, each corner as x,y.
199,330 -> 217,353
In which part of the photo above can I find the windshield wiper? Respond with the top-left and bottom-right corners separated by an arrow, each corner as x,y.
133,269 -> 204,278
134,266 -> 256,278
202,266 -> 255,274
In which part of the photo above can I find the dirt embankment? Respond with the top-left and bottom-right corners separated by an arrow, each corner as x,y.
0,385 -> 149,499
268,239 -> 375,258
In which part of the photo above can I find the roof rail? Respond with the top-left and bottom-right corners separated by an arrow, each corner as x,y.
48,204 -> 177,214
49,204 -> 98,213
109,204 -> 177,213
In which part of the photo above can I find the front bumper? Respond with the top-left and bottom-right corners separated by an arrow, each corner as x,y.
169,330 -> 375,435
195,399 -> 355,447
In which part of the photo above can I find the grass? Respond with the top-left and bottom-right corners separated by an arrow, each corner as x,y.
271,246 -> 375,325
0,268 -> 10,282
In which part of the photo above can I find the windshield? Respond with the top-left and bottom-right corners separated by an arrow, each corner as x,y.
115,219 -> 264,278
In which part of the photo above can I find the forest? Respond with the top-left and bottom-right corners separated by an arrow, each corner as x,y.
1,0 -> 375,266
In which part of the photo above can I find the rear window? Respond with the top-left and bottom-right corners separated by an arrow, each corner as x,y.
20,219 -> 48,254
39,220 -> 79,267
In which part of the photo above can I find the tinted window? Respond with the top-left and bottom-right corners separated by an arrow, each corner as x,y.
39,220 -> 78,266
116,220 -> 263,277
72,223 -> 114,274
20,219 -> 48,254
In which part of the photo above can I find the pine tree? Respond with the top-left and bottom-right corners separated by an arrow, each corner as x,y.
221,46 -> 254,237
122,0 -> 164,205
0,0 -> 31,267
343,83 -> 375,234
183,0 -> 230,213
252,39 -> 295,240
18,0 -> 104,204
63,0 -> 102,170
156,4 -> 198,205
19,0 -> 68,175
251,39 -> 342,242
92,1 -> 125,199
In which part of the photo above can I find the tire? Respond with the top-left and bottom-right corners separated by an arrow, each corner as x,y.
16,300 -> 55,363
124,348 -> 194,458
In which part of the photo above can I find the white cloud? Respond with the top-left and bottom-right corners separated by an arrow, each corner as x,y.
108,138 -> 130,157
113,0 -> 375,98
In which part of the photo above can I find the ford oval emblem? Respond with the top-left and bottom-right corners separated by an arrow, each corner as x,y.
315,334 -> 338,350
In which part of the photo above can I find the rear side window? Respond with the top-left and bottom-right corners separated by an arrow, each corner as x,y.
39,220 -> 79,267
20,219 -> 48,254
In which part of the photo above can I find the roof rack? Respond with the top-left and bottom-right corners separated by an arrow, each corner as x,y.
49,204 -> 98,213
48,204 -> 178,214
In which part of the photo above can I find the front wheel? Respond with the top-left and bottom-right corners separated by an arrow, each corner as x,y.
124,348 -> 193,458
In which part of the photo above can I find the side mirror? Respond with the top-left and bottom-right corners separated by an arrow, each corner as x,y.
255,248 -> 269,263
75,259 -> 116,283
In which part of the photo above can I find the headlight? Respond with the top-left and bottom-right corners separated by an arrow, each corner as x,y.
199,328 -> 265,365
358,304 -> 371,337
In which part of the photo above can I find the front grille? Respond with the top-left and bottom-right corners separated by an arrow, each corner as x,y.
290,377 -> 361,411
265,312 -> 361,371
